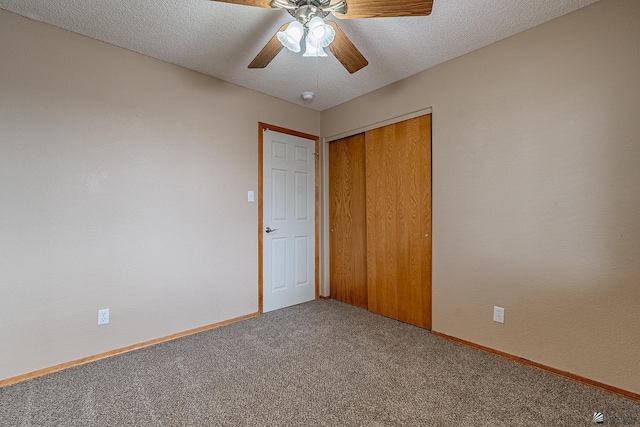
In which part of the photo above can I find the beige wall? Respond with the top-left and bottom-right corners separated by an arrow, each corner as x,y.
2,0 -> 638,396
0,10 -> 319,381
322,0 -> 640,394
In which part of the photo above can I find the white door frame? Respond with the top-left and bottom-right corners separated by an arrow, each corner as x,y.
258,122 -> 320,314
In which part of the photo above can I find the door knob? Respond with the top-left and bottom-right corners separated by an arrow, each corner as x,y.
265,227 -> 278,233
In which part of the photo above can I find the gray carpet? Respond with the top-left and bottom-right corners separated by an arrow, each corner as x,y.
1,299 -> 638,426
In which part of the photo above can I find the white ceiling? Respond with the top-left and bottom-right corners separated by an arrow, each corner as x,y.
0,0 -> 599,111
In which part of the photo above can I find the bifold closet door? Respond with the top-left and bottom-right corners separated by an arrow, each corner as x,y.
329,133 -> 368,308
365,115 -> 432,329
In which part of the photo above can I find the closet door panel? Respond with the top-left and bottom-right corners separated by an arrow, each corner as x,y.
329,133 -> 368,308
365,124 -> 399,319
365,115 -> 432,329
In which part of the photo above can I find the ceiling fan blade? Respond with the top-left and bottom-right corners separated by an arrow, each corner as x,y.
248,23 -> 289,69
325,21 -> 368,74
334,0 -> 433,19
210,0 -> 272,9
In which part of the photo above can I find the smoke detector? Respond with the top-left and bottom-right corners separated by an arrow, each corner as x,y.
302,91 -> 314,101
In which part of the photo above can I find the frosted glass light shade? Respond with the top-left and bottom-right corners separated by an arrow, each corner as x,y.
303,37 -> 328,57
306,16 -> 335,48
277,21 -> 304,53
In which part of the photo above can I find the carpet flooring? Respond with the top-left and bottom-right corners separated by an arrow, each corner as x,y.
1,299 -> 638,426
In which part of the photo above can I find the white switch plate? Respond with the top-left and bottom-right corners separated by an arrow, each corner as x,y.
247,191 -> 254,202
493,306 -> 504,323
98,308 -> 109,325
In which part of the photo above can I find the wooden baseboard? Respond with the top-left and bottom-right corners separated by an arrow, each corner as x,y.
432,331 -> 640,403
0,311 -> 260,388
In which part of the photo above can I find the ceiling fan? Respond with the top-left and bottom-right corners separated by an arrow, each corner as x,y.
210,0 -> 434,74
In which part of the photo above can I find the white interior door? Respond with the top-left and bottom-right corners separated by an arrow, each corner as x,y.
263,129 -> 316,312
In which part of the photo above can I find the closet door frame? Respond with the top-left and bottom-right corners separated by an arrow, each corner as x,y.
321,108 -> 432,324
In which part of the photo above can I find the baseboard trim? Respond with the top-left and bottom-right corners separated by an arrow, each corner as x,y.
0,311 -> 260,388
432,331 -> 640,403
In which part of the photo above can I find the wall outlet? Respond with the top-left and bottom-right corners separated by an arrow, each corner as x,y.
493,306 -> 504,323
97,308 -> 109,325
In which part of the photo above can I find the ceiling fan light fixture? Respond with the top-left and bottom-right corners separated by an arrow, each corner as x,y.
277,21 -> 304,52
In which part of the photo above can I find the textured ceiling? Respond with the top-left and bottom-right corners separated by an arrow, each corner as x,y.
0,0 -> 599,111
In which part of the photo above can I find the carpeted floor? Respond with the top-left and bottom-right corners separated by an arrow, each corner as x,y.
1,299 -> 638,426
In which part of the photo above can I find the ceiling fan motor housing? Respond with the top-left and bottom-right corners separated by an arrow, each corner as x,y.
287,0 -> 335,24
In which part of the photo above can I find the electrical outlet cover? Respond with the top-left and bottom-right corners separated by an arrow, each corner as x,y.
493,306 -> 504,323
98,308 -> 110,325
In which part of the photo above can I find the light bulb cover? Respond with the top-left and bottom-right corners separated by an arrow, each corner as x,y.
303,37 -> 328,57
306,17 -> 335,48
277,21 -> 304,53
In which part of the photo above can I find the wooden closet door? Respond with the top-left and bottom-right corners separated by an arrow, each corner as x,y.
365,115 -> 432,329
329,133 -> 368,308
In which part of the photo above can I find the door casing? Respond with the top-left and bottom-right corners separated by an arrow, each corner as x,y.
258,122 -> 320,314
